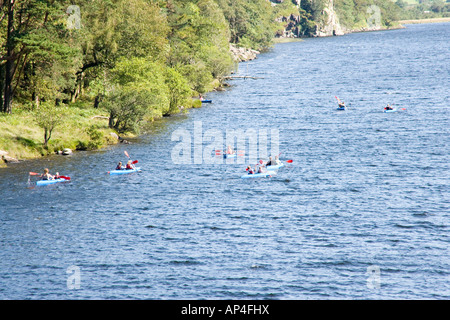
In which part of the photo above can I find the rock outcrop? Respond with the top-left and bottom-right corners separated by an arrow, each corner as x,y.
230,44 -> 260,62
274,0 -> 344,38
310,0 -> 344,37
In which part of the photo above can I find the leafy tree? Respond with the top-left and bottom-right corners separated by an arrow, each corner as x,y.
216,0 -> 278,50
34,102 -> 66,147
103,57 -> 169,133
0,0 -> 81,113
104,88 -> 150,133
167,0 -> 234,93
165,67 -> 192,115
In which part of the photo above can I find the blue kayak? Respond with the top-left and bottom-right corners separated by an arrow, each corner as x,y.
108,167 -> 141,175
266,162 -> 285,170
35,178 -> 69,186
241,171 -> 276,179
337,106 -> 346,110
201,99 -> 212,103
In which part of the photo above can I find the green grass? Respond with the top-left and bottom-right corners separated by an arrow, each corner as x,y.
0,103 -> 118,161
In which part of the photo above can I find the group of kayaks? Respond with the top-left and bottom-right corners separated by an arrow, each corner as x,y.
335,96 -> 406,113
27,95 -> 405,187
29,150 -> 291,186
28,151 -> 141,187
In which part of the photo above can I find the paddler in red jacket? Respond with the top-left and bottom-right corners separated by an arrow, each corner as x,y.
126,160 -> 135,170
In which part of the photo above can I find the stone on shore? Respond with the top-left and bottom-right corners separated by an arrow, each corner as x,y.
62,148 -> 73,155
1,150 -> 19,164
110,132 -> 119,140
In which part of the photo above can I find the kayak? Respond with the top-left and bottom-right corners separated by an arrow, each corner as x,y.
266,162 -> 285,170
201,99 -> 212,103
241,171 -> 277,179
35,178 -> 69,186
108,167 -> 141,175
336,106 -> 346,110
384,108 -> 398,113
223,153 -> 236,159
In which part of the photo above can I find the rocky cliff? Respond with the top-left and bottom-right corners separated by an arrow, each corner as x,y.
273,0 -> 344,38
310,0 -> 345,37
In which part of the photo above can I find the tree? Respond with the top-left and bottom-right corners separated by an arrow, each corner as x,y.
165,67 -> 191,115
0,0 -> 81,113
34,102 -> 65,147
104,88 -> 151,133
167,0 -> 234,93
104,57 -> 170,133
215,0 -> 277,50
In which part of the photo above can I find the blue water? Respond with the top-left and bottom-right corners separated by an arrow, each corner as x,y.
0,23 -> 449,299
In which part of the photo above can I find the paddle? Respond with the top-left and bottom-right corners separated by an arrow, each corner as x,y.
218,148 -> 242,155
123,151 -> 139,169
260,157 -> 293,165
335,96 -> 342,104
335,96 -> 347,108
124,151 -> 139,166
59,176 -> 71,180
385,103 -> 406,111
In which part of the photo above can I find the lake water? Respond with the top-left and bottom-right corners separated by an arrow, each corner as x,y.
0,23 -> 449,300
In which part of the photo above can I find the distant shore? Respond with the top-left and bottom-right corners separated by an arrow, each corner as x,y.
398,17 -> 450,24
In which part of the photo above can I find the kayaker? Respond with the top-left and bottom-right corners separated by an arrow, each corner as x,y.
126,160 -> 135,170
115,162 -> 123,170
336,96 -> 345,108
266,156 -> 273,166
385,104 -> 393,110
54,172 -> 61,179
274,156 -> 281,165
226,145 -> 234,155
40,168 -> 54,180
246,166 -> 255,174
257,165 -> 266,173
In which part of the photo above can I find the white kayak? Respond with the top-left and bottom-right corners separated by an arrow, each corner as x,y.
266,162 -> 285,170
241,171 -> 277,179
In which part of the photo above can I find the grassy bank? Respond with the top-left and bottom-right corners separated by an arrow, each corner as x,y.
0,104 -> 119,165
273,37 -> 304,44
398,17 -> 450,24
0,95 -> 207,167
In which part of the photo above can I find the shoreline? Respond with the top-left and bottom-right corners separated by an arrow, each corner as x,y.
397,17 -> 450,24
346,24 -> 406,34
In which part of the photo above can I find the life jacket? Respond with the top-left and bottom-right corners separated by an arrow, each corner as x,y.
126,164 -> 134,170
42,173 -> 52,180
116,165 -> 122,170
